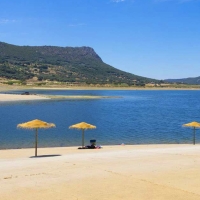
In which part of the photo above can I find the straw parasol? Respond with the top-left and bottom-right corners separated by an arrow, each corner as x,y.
17,119 -> 56,156
69,122 -> 96,147
183,121 -> 200,145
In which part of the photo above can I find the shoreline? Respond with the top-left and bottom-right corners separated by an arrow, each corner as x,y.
31,86 -> 200,90
0,85 -> 199,102
0,93 -> 119,102
1,144 -> 200,200
1,85 -> 200,91
0,93 -> 50,102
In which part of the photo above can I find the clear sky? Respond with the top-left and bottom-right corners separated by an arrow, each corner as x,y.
0,0 -> 199,80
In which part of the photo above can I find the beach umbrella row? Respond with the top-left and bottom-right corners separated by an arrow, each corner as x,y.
17,119 -> 200,157
17,119 -> 96,157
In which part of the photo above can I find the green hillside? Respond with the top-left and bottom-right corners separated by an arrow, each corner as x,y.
0,42 -> 158,86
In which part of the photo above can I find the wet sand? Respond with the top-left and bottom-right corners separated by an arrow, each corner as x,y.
1,144 -> 200,200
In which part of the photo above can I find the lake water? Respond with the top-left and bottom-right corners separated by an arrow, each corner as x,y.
0,89 -> 200,149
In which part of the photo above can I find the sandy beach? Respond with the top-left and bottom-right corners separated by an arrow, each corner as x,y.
1,144 -> 200,200
0,94 -> 50,101
0,93 -> 117,101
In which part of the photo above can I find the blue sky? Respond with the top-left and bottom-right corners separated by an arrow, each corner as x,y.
0,0 -> 199,80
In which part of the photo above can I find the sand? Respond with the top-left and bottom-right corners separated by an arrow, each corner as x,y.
0,94 -> 50,101
0,93 -> 117,101
1,144 -> 200,200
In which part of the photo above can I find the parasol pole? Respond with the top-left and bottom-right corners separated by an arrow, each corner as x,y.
193,127 -> 196,145
82,129 -> 84,148
35,128 -> 38,156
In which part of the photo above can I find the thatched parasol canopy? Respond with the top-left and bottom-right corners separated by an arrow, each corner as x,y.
17,119 -> 55,129
69,122 -> 96,147
17,119 -> 56,156
183,121 -> 200,145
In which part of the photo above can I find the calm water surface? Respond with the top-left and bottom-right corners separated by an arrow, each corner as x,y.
0,89 -> 200,149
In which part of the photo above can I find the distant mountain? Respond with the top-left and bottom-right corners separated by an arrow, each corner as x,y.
0,41 -> 159,85
165,76 -> 200,85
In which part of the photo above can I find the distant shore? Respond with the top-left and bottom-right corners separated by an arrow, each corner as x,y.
0,85 -> 119,102
0,85 -> 121,102
1,84 -> 200,91
0,84 -> 199,102
0,93 -> 117,102
32,86 -> 200,90
0,93 -> 50,102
